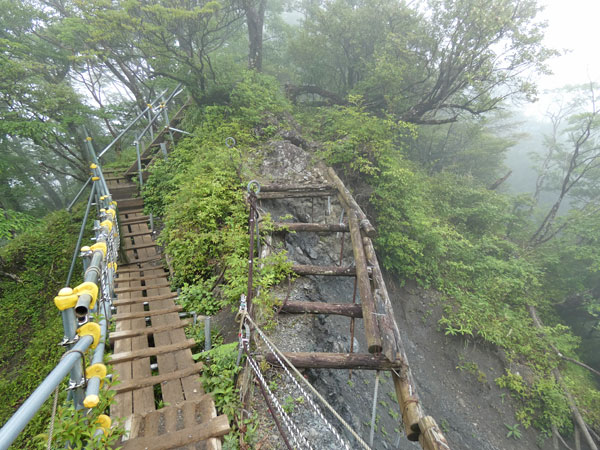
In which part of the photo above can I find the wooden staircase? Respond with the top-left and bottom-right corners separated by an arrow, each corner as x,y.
104,170 -> 229,449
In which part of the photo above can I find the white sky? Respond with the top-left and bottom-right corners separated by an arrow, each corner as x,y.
523,0 -> 600,116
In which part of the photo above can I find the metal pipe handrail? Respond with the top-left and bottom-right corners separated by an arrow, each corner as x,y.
97,88 -> 168,159
135,83 -> 182,143
67,177 -> 92,212
0,335 -> 94,449
66,183 -> 96,287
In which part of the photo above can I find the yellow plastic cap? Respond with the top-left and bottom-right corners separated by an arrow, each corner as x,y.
90,242 -> 107,259
54,288 -> 78,311
73,281 -> 99,310
96,414 -> 111,434
83,394 -> 100,408
90,163 -> 97,169
100,220 -> 113,232
77,322 -> 102,349
92,176 -> 100,181
86,363 -> 107,380
80,246 -> 91,252
86,137 -> 93,141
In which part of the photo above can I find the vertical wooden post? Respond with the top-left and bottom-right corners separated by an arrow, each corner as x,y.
348,212 -> 382,353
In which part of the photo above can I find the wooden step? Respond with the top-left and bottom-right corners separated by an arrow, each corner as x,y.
113,362 -> 204,394
122,414 -> 229,450
259,183 -> 334,192
121,208 -> 145,216
116,266 -> 168,274
269,222 -> 349,233
114,281 -> 171,294
121,230 -> 153,238
123,255 -> 162,264
264,352 -> 404,370
119,215 -> 150,225
113,292 -> 177,306
123,242 -> 158,251
114,275 -> 167,283
258,190 -> 336,200
117,198 -> 145,210
113,305 -> 183,321
292,264 -> 357,276
279,301 -> 363,318
110,338 -> 196,364
109,318 -> 191,342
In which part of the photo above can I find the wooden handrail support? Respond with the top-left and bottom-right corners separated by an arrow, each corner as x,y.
279,300 -> 363,318
264,352 -> 404,370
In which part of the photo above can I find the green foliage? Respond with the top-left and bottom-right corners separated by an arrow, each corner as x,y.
195,342 -> 241,420
505,423 -> 522,440
0,206 -> 90,449
0,209 -> 38,242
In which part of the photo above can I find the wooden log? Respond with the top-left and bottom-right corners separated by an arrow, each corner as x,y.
113,305 -> 183,321
392,372 -> 422,441
348,212 -> 381,353
268,222 -> 349,233
279,300 -> 363,318
418,416 -> 451,450
257,190 -> 336,199
109,319 -> 192,342
110,339 -> 196,364
292,264 -> 356,276
121,414 -> 230,450
327,167 -> 376,237
114,362 -> 204,394
264,352 -> 403,370
259,183 -> 334,192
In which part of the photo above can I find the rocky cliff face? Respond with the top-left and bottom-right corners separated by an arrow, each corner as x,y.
243,138 -> 542,450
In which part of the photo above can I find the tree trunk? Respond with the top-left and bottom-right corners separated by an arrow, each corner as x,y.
244,0 -> 266,71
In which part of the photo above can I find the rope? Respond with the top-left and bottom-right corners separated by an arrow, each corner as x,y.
369,371 -> 380,447
243,313 -> 371,450
46,386 -> 59,450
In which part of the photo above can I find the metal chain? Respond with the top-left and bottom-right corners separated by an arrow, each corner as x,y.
246,315 -> 355,450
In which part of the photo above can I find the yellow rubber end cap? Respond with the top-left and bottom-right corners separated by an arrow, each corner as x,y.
92,176 -> 100,181
80,246 -> 91,252
90,163 -> 97,169
58,287 -> 73,296
83,394 -> 99,408
97,414 -> 111,434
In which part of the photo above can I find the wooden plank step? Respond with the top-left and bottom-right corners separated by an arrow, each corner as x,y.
292,264 -> 356,276
121,208 -> 145,216
258,190 -> 336,200
124,255 -> 163,264
109,318 -> 192,342
113,305 -> 182,321
113,362 -> 204,394
110,338 -> 196,364
123,242 -> 158,251
121,415 -> 229,450
117,198 -> 145,210
114,281 -> 171,293
119,215 -> 150,225
270,222 -> 349,233
116,266 -> 168,274
279,301 -> 363,318
115,275 -> 167,283
121,230 -> 153,238
113,292 -> 177,306
265,352 -> 404,370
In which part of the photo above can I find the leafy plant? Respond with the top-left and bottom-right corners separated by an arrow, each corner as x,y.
505,423 -> 522,440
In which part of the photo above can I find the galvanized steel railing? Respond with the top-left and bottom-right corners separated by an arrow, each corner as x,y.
0,84 -> 183,449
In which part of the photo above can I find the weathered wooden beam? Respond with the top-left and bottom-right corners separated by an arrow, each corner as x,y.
259,183 -> 334,192
292,264 -> 356,276
121,230 -> 153,238
109,318 -> 192,342
113,305 -> 183,321
418,416 -> 450,450
119,215 -> 150,225
112,292 -> 177,306
327,167 -> 376,237
123,242 -> 158,251
257,190 -> 336,200
114,281 -> 171,293
113,362 -> 204,393
264,352 -> 403,370
279,300 -> 363,318
121,415 -> 230,450
268,222 -> 349,233
110,338 -> 196,364
349,212 -> 381,353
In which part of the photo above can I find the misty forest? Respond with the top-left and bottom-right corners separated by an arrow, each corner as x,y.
1,0 -> 600,449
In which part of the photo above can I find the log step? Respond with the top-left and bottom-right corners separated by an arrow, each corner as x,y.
113,305 -> 183,321
258,190 -> 336,200
259,183 -> 334,192
121,414 -> 229,450
113,292 -> 177,306
110,338 -> 196,364
279,301 -> 362,318
114,362 -> 204,394
270,222 -> 348,233
265,352 -> 404,370
109,318 -> 192,342
292,264 -> 356,276
114,281 -> 171,293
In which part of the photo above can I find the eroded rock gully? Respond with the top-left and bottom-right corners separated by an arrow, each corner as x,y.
241,139 -> 541,450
